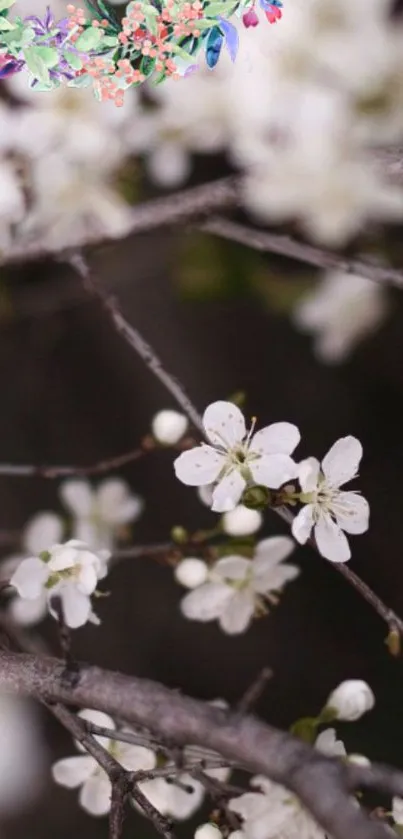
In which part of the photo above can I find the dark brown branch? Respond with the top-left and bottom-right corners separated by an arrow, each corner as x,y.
68,252 -> 204,433
201,216 -> 403,290
0,649 -> 400,839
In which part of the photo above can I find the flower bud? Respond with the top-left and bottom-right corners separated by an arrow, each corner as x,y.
242,8 -> 259,26
174,558 -> 208,589
241,485 -> 271,510
348,754 -> 371,767
222,505 -> 262,536
151,410 -> 188,445
325,680 -> 375,721
195,825 -> 222,839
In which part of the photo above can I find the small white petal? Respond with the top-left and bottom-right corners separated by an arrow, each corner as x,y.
59,480 -> 94,517
254,536 -> 295,565
48,545 -> 78,571
211,471 -> 245,512
220,590 -> 254,634
214,556 -> 251,581
314,516 -> 351,563
253,539 -> 299,593
76,709 -> 114,749
96,479 -> 142,525
119,743 -> 156,772
222,506 -> 262,536
315,728 -> 346,758
79,775 -> 112,816
152,410 -> 188,445
174,446 -> 224,486
76,562 -> 98,595
322,437 -> 363,488
23,512 -> 64,554
250,454 -> 297,489
10,557 -> 49,600
297,458 -> 320,493
195,824 -> 222,839
203,401 -> 246,448
291,506 -> 315,545
392,797 -> 403,826
9,593 -> 47,626
325,680 -> 375,721
197,484 -> 214,507
250,423 -> 300,456
334,493 -> 370,534
174,558 -> 208,589
52,755 -> 96,788
51,584 -> 92,628
180,583 -> 232,622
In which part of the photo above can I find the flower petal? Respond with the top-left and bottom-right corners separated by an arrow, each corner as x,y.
23,512 -> 63,554
254,536 -> 295,565
10,557 -> 49,599
9,592 -> 47,626
250,455 -> 297,489
96,479 -> 143,524
174,446 -> 224,486
291,505 -> 315,544
119,744 -> 156,772
297,457 -> 320,493
333,492 -> 370,534
52,755 -> 96,788
250,423 -> 300,456
321,437 -> 363,488
203,401 -> 246,448
220,590 -> 254,634
50,584 -> 91,628
180,583 -> 232,622
76,562 -> 98,595
213,556 -> 251,581
59,479 -> 94,517
79,775 -> 112,816
315,728 -> 346,758
253,538 -> 299,592
314,515 -> 351,562
211,471 -> 245,512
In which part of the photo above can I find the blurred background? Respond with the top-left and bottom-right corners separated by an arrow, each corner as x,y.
2,0 -> 403,837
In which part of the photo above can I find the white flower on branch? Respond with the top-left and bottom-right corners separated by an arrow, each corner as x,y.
222,505 -> 263,537
293,272 -> 389,365
292,437 -> 369,563
180,537 -> 299,634
1,511 -> 64,627
152,410 -> 189,445
10,540 -> 110,629
59,478 -> 143,552
175,558 -> 209,589
229,729 -> 345,839
174,401 -> 300,513
52,709 -> 156,817
325,680 -> 375,721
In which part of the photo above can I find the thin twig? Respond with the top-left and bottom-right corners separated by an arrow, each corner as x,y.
201,216 -> 403,290
236,666 -> 273,715
68,252 -> 204,433
0,443 -> 148,478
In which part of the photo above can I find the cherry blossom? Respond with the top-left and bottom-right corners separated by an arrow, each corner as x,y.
59,478 -> 143,551
229,729 -> 345,839
325,680 -> 375,721
292,437 -> 369,563
222,505 -> 263,536
180,537 -> 299,634
52,709 -> 156,816
10,539 -> 110,629
174,401 -> 300,513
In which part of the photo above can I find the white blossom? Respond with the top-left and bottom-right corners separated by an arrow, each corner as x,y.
10,540 -> 110,629
152,410 -> 189,445
325,680 -> 375,721
293,272 -> 389,364
180,537 -> 299,634
292,437 -> 369,563
1,511 -> 64,627
52,709 -> 156,817
229,729 -> 345,839
174,401 -> 300,513
222,505 -> 263,537
175,558 -> 209,589
195,825 -> 222,839
59,478 -> 143,551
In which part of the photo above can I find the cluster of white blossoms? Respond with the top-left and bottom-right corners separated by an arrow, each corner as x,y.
174,401 -> 370,565
1,476 -> 142,626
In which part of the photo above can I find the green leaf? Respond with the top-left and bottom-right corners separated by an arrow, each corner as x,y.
67,72 -> 92,88
23,46 -> 50,84
33,46 -> 59,68
205,0 -> 238,17
0,0 -> 15,11
63,48 -> 83,70
0,17 -> 14,30
74,26 -> 103,52
289,717 -> 318,745
169,42 -> 194,62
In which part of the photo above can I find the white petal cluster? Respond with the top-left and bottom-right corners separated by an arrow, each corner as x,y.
59,478 -> 143,551
179,537 -> 299,634
10,540 -> 110,628
293,272 -> 389,365
325,680 -> 375,721
228,730 -> 345,839
174,401 -> 300,513
292,437 -> 370,563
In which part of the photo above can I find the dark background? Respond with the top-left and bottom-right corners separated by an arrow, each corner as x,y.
1,167 -> 403,837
